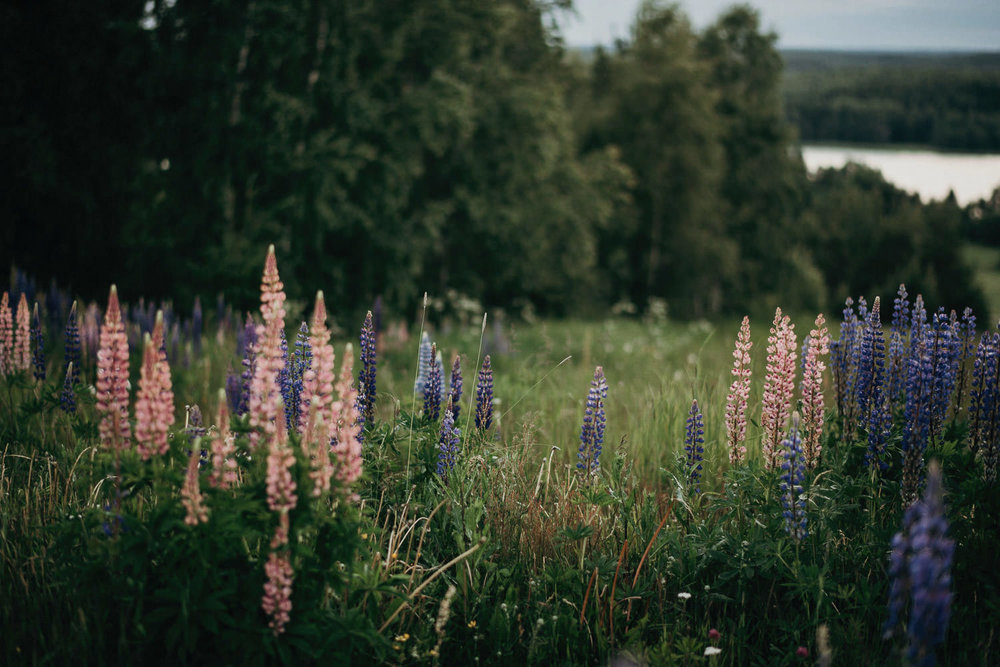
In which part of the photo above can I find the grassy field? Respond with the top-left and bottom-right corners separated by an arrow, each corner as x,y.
2,262 -> 998,665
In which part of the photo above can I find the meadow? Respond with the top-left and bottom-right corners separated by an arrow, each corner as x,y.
1,248 -> 998,666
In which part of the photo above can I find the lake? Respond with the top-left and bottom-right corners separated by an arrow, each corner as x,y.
800,144 -> 1000,207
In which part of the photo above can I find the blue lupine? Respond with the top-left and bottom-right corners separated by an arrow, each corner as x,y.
929,309 -> 961,444
800,335 -> 811,376
953,307 -> 977,415
437,407 -> 460,481
414,332 -> 433,395
64,301 -> 80,387
283,321 -> 311,433
278,326 -> 290,409
780,414 -> 807,541
448,355 -> 463,421
969,332 -> 999,481
866,382 -> 892,472
832,297 -> 858,422
31,302 -> 44,381
475,355 -> 494,431
59,361 -> 76,413
855,297 -> 885,435
236,314 -> 258,417
577,366 -> 608,479
423,344 -> 443,421
901,333 -> 935,505
684,399 -> 705,494
358,311 -> 377,427
887,284 -> 911,407
884,461 -> 953,666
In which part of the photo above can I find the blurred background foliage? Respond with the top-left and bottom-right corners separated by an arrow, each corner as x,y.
1,0 -> 993,319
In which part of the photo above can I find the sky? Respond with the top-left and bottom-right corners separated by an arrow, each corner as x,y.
558,0 -> 1000,51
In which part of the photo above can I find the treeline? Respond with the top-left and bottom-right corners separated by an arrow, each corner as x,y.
0,1 -> 985,319
784,50 -> 1000,150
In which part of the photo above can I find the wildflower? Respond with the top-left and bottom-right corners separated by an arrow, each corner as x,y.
96,286 -> 131,449
414,331 -> 433,394
235,314 -> 258,417
448,354 -> 463,421
266,409 -> 297,513
30,303 -> 44,381
832,297 -> 858,423
800,313 -> 830,469
209,389 -> 238,489
677,592 -> 691,600
796,646 -> 809,658
901,332 -> 934,505
60,362 -> 76,413
725,316 -> 752,464
577,366 -> 608,479
262,549 -> 294,635
475,355 -> 494,430
14,294 -> 30,372
437,405 -> 460,481
928,309 -> 961,444
287,321 -> 311,433
64,301 -> 81,387
181,439 -> 209,525
135,319 -> 176,460
302,397 -> 332,497
684,399 -> 704,494
358,310 -> 377,428
185,404 -> 206,441
887,284 -> 911,408
300,292 -> 335,427
969,332 -> 999,481
762,308 -> 797,469
248,245 -> 287,449
423,344 -> 443,420
0,292 -> 12,375
884,461 -> 953,665
331,343 -> 363,489
708,628 -> 721,641
225,366 -> 241,415
954,307 -> 976,413
780,413 -> 807,541
854,297 -> 885,436
705,647 -> 722,657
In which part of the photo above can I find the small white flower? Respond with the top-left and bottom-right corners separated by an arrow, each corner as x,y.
704,646 -> 722,656
704,585 -> 710,591
677,592 -> 692,600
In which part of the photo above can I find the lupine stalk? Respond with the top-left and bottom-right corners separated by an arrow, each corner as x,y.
423,343 -> 443,420
577,366 -> 608,479
475,355 -> 494,431
266,408 -> 297,513
969,332 -> 999,481
31,302 -> 44,381
832,297 -> 858,425
14,294 -> 30,371
725,316 -> 752,464
952,307 -> 976,416
96,286 -> 131,449
761,308 -> 797,469
437,405 -> 460,482
0,292 -> 12,376
414,332 -> 433,395
65,301 -> 81,387
301,292 -> 335,428
855,298 -> 884,434
448,355 -> 463,421
60,361 -> 76,413
302,397 -> 332,497
135,330 -> 171,460
800,313 -> 830,469
262,547 -> 294,635
684,399 -> 705,494
780,413 -> 807,541
887,284 -> 911,408
358,311 -> 377,428
288,321 -> 311,433
248,246 -> 287,449
901,332 -> 935,505
181,440 -> 209,526
209,389 -> 238,489
928,309 -> 961,444
332,343 -> 363,489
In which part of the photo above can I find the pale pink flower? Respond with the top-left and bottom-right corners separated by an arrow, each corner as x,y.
300,291 -> 335,426
0,292 -> 12,375
266,408 -> 297,513
331,343 -> 362,489
96,286 -> 132,449
248,245 -> 287,449
800,313 -> 830,468
134,313 -> 175,459
14,294 -> 30,371
761,307 -> 797,469
261,548 -> 294,635
181,442 -> 209,526
209,389 -> 238,489
302,397 -> 333,498
725,316 -> 753,464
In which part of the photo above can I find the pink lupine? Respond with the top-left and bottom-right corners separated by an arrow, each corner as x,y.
0,292 -> 12,375
266,408 -> 297,513
181,443 -> 209,526
209,389 -> 238,489
262,548 -> 294,635
14,294 -> 31,371
300,291 -> 335,426
332,343 -> 362,488
725,316 -> 753,464
96,286 -> 132,449
248,245 -> 287,449
302,397 -> 333,497
134,313 -> 175,459
800,314 -> 830,468
761,307 -> 797,469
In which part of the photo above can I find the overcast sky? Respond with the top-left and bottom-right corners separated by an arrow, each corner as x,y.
558,0 -> 1000,51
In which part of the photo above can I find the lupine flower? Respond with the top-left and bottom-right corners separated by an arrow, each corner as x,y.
248,246 -> 287,449
577,366 -> 608,479
414,332 -> 433,394
437,405 -> 460,481
725,316 -> 752,465
300,292 -> 335,426
800,313 -> 830,469
684,399 -> 705,494
236,314 -> 258,417
854,298 -> 884,434
225,366 -> 241,415
762,308 -> 797,469
135,322 -> 176,460
448,355 -> 463,421
887,284 -> 911,408
278,327 -> 291,423
866,381 -> 893,473
60,361 -> 76,413
266,408 -> 297,513
0,292 -> 12,376
953,307 -> 976,416
780,413 -> 807,541
423,344 -> 443,421
209,389 -> 238,489
884,460 -> 953,665
14,294 -> 31,372
832,297 -> 858,425
331,343 -> 363,489
928,309 -> 961,444
262,547 -> 294,635
901,333 -> 935,505
65,301 -> 81,387
181,439 -> 209,526
96,286 -> 132,449
475,355 -> 494,431
358,311 -> 377,428
31,302 -> 44,381
288,321 -> 311,432
969,332 -> 999,482
302,397 -> 332,498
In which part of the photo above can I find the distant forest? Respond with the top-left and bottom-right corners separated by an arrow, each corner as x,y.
782,50 -> 1000,151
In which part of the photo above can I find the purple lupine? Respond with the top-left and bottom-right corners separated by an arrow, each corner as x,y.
901,332 -> 935,505
475,355 -> 494,431
884,461 -> 953,666
437,405 -> 460,482
929,309 -> 961,444
236,314 -> 258,417
969,332 -> 999,482
225,366 -> 242,415
953,307 -> 977,415
358,311 -> 377,428
855,297 -> 885,435
448,355 -> 463,421
278,327 -> 292,429
684,399 -> 704,494
423,344 -> 443,421
780,414 -> 807,541
866,381 -> 892,472
31,302 -> 44,381
832,297 -> 858,424
284,321 -> 311,433
64,301 -> 80,387
887,284 -> 911,408
414,332 -> 433,395
59,361 -> 76,413
577,366 -> 608,479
